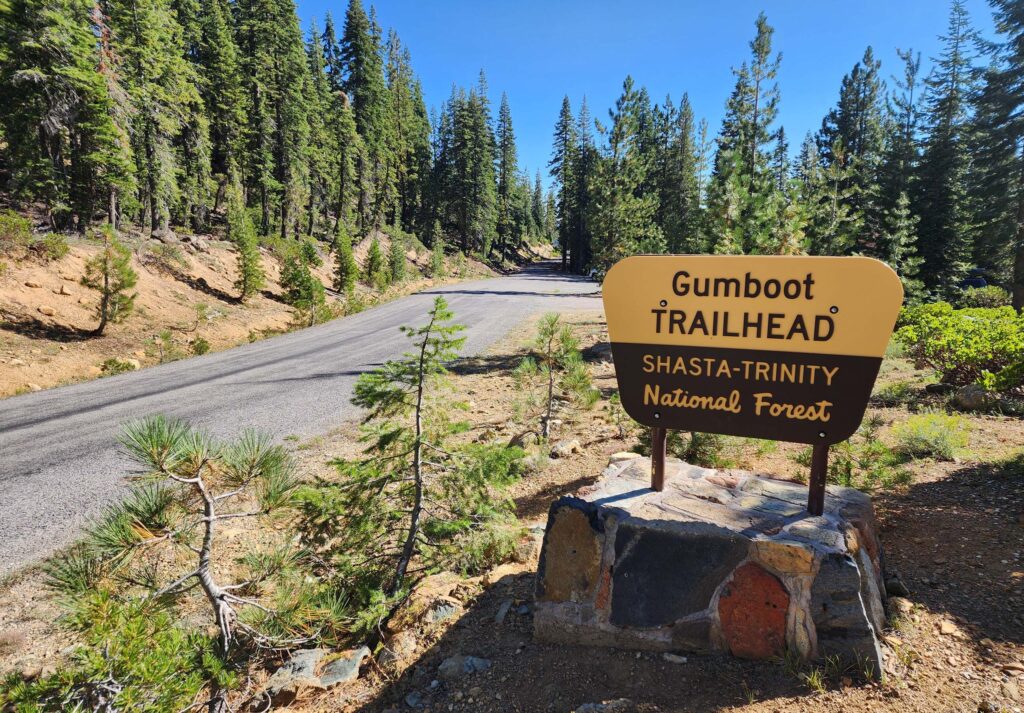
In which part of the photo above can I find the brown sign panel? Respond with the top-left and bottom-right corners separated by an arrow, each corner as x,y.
602,256 -> 904,445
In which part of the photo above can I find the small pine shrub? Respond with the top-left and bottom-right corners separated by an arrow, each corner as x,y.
389,234 -> 406,284
959,285 -> 1011,308
100,358 -> 136,376
144,242 -> 188,273
891,410 -> 970,460
430,233 -> 446,278
80,225 -> 138,335
363,236 -> 386,287
191,337 -> 210,355
35,233 -> 69,262
0,209 -> 32,255
228,191 -> 265,301
333,221 -> 358,296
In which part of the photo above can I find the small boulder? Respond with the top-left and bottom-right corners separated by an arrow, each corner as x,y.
26,383 -> 42,392
378,630 -> 417,670
320,646 -> 370,687
24,281 -> 42,289
53,284 -> 71,296
264,648 -> 327,704
953,384 -> 995,411
37,306 -> 56,317
437,654 -> 491,680
550,439 -> 581,458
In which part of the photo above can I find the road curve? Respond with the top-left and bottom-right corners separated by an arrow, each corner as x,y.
0,263 -> 600,576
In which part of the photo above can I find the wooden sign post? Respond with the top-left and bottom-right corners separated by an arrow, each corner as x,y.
602,256 -> 903,515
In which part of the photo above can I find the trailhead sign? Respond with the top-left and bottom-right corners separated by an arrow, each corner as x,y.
603,256 -> 904,446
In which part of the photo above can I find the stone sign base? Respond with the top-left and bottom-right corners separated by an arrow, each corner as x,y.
533,455 -> 886,672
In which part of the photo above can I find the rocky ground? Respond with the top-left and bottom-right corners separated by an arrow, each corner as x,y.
1,310 -> 1023,713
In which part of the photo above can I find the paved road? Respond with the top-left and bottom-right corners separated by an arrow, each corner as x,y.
0,263 -> 600,576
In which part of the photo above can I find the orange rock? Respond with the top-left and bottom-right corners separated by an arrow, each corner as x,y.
718,563 -> 789,660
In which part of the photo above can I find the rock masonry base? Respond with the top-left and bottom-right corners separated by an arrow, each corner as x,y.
533,455 -> 886,672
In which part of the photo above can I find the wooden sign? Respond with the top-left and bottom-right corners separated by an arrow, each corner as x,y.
603,256 -> 903,446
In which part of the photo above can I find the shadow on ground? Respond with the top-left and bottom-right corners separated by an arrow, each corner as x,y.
353,569 -> 814,713
874,453 -> 1024,647
0,312 -> 95,342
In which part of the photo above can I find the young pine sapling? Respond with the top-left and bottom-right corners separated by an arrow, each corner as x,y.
80,225 -> 137,335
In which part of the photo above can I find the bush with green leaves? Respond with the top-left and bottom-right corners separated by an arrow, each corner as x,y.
99,358 -> 136,376
795,416 -> 910,491
80,225 -> 137,335
513,313 -> 599,438
295,297 -> 525,613
895,302 -> 1024,386
632,426 -> 733,469
958,285 -> 1011,308
36,233 -> 69,262
891,410 -> 970,460
142,241 -> 188,274
191,336 -> 211,355
0,209 -> 32,255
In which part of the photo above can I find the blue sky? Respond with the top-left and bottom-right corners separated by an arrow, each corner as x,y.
297,0 -> 996,188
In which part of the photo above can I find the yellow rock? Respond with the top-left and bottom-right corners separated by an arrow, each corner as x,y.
753,539 -> 816,575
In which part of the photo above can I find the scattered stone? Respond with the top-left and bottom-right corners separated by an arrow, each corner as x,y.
53,284 -> 71,296
1002,681 -> 1020,702
939,620 -> 962,637
515,604 -> 530,615
37,306 -> 56,317
1002,662 -> 1024,675
437,655 -> 491,680
889,597 -> 914,615
885,575 -> 910,597
24,281 -> 41,288
662,653 -> 687,664
550,439 -> 581,458
507,430 -> 539,449
424,597 -> 461,624
583,341 -> 614,364
320,646 -> 370,687
378,630 -> 417,670
573,700 -> 633,713
608,452 -> 642,465
953,384 -> 995,411
264,648 -> 327,704
495,599 -> 513,624
404,690 -> 424,708
10,358 -> 25,366
78,297 -> 89,304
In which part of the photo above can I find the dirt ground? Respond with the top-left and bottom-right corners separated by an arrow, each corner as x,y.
1,309 -> 1023,713
0,228 -> 497,399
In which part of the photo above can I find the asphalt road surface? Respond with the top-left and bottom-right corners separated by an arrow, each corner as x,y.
0,263 -> 600,577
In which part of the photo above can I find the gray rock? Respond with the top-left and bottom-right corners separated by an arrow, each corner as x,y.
379,630 -> 417,669
437,654 -> 491,680
953,384 -> 995,411
495,599 -> 513,624
550,439 -> 582,458
404,690 -> 425,708
424,598 -> 460,624
320,645 -> 370,687
264,648 -> 328,701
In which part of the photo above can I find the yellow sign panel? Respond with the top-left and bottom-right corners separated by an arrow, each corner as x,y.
602,256 -> 904,445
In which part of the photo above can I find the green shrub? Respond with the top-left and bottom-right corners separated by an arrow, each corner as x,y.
100,358 -> 136,376
959,285 -> 1011,308
0,209 -> 32,255
895,302 -> 1024,386
35,233 -> 69,262
633,427 -> 733,468
143,241 -> 187,273
0,593 -> 221,712
191,337 -> 210,355
794,418 -> 911,491
891,411 -> 970,460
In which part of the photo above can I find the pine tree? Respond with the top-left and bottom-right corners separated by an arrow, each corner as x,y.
589,76 -> 665,273
972,0 -> 1024,307
333,220 -> 358,295
0,0 -> 134,229
227,187 -> 265,301
305,18 -> 339,239
573,97 -> 597,268
531,170 -> 545,238
341,0 -> 393,232
705,13 -> 783,254
364,235 -> 386,287
495,93 -> 518,260
915,0 -> 977,299
549,96 -> 578,270
81,225 -> 138,335
389,234 -> 406,283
